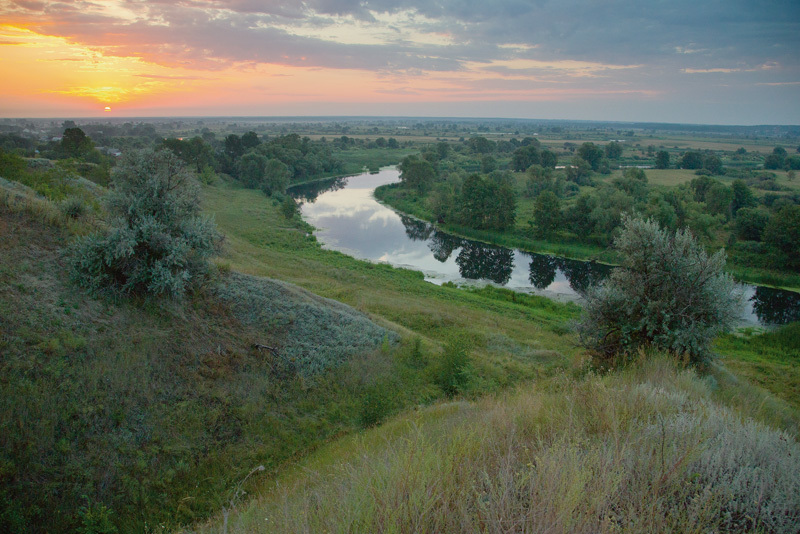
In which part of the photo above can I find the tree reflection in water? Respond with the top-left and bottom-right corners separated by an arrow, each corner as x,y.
751,286 -> 800,325
558,258 -> 612,295
429,232 -> 462,263
384,194 -> 800,325
399,215 -> 434,241
456,243 -> 514,285
527,253 -> 558,289
289,176 -> 349,204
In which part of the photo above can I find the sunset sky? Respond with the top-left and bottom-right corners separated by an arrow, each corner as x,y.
1,0 -> 798,124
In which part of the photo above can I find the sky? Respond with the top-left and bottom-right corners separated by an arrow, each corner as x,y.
1,0 -> 799,124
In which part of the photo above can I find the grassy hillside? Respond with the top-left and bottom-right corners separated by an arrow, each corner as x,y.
192,357 -> 800,533
2,170 -> 799,533
0,173 -> 582,532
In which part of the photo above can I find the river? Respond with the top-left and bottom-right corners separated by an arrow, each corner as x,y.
291,168 -> 800,326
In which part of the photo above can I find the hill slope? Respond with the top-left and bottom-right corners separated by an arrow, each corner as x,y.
193,358 -> 800,533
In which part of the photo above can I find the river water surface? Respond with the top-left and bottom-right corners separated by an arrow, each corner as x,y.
291,168 -> 800,326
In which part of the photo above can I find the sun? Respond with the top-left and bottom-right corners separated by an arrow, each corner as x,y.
104,106 -> 112,112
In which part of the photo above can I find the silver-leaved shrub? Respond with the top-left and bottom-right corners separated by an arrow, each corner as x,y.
577,215 -> 742,364
70,149 -> 223,296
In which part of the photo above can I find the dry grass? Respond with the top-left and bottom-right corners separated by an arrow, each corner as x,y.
193,357 -> 800,534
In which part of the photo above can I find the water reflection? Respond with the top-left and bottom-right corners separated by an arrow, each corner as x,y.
456,243 -> 514,285
291,176 -> 349,203
290,169 -> 800,326
527,253 -> 558,289
750,286 -> 800,325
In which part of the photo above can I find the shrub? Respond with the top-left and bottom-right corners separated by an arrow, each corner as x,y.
59,196 -> 87,220
577,216 -> 742,365
434,337 -> 472,396
69,149 -> 223,296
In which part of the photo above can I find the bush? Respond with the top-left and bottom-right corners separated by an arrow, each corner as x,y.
59,196 -> 87,219
434,337 -> 472,396
70,149 -> 223,296
577,216 -> 742,365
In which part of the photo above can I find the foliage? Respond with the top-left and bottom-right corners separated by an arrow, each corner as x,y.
70,149 -> 223,296
577,142 -> 604,170
577,216 -> 742,364
763,205 -> 800,270
655,150 -> 670,169
398,155 -> 436,193
533,190 -> 561,238
434,336 -> 473,397
458,173 -> 516,230
62,127 -> 94,158
680,151 -> 704,170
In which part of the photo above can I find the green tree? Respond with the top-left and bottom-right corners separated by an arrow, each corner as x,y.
734,207 -> 769,241
612,167 -> 648,201
161,136 -> 215,173
730,179 -> 755,216
533,191 -> 561,238
241,131 -> 261,150
679,151 -> 704,170
398,156 -> 436,193
236,152 -> 268,189
566,156 -> 592,185
539,150 -> 558,169
604,141 -> 623,160
577,216 -> 741,365
70,149 -> 223,296
577,142 -> 604,171
763,205 -> 800,270
262,158 -> 290,195
705,183 -> 734,217
62,127 -> 94,158
703,154 -> 724,175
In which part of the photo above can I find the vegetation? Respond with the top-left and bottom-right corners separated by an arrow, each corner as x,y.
1,117 -> 799,533
193,357 -> 800,534
577,216 -> 742,365
69,149 -> 223,296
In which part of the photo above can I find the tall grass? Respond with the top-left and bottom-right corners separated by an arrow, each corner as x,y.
196,357 -> 800,534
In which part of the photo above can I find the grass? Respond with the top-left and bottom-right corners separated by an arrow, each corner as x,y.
191,357 -> 800,534
714,322 -> 800,410
3,164 -> 799,533
0,171 -> 581,532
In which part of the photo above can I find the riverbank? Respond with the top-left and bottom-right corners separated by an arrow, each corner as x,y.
375,182 -> 800,292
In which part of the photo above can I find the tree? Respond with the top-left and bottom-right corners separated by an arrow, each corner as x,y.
62,127 -> 93,157
577,142 -> 604,170
398,156 -> 436,193
656,150 -> 669,169
730,179 -> 755,216
263,159 -> 290,195
604,141 -> 623,160
565,156 -> 592,185
577,216 -> 741,365
679,151 -> 704,170
70,149 -> 223,296
734,207 -> 769,241
702,154 -> 724,175
241,131 -> 260,150
236,152 -> 268,189
540,150 -> 558,169
705,183 -> 733,217
533,191 -> 561,238
763,205 -> 800,270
